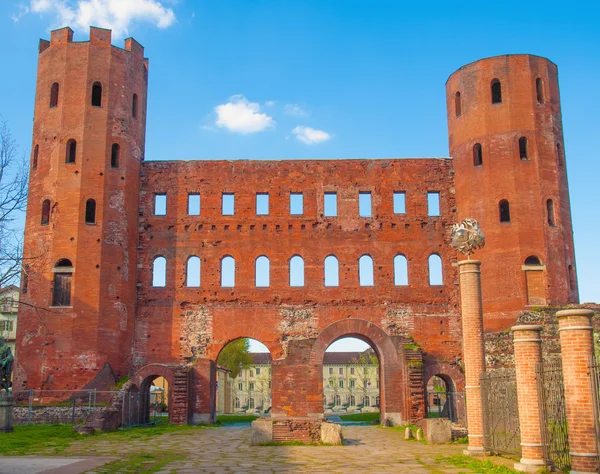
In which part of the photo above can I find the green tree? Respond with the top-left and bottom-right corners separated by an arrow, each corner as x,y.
217,338 -> 253,378
350,350 -> 379,406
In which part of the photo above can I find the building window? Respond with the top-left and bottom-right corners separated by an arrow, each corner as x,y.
491,79 -> 502,104
329,367 -> 334,375
324,255 -> 339,287
350,367 -> 355,375
394,254 -> 408,286
350,380 -> 355,388
350,394 -> 355,405
186,256 -> 201,287
111,144 -> 120,168
339,380 -> 344,388
249,383 -> 255,391
499,199 -> 511,223
365,396 -> 370,406
222,193 -> 234,215
152,256 -> 166,287
256,368 -> 261,375
255,256 -> 270,287
132,93 -> 138,118
256,193 -> 269,215
546,199 -> 556,226
154,194 -> 167,216
33,145 -> 39,170
536,78 -> 544,104
324,192 -> 337,217
519,137 -> 529,160
0,321 -> 14,332
473,143 -> 482,166
238,383 -> 243,391
289,255 -> 304,287
235,397 -> 240,408
41,199 -> 51,225
188,194 -> 200,215
221,256 -> 235,287
427,192 -> 440,216
249,398 -> 255,409
455,91 -> 461,117
359,191 -> 372,217
66,139 -> 76,163
91,82 -> 102,107
50,82 -> 59,108
339,367 -> 343,375
556,143 -> 564,168
290,192 -> 303,215
85,199 -> 96,224
428,254 -> 443,285
250,370 -> 254,378
52,259 -> 73,307
393,191 -> 406,214
359,254 -> 374,286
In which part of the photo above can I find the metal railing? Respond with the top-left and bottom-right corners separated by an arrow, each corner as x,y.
425,391 -> 466,425
589,355 -> 600,471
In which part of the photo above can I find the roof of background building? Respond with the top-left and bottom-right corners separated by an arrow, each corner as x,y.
250,353 -> 272,365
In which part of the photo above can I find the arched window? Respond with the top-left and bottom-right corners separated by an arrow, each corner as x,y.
364,396 -> 370,407
358,254 -> 374,286
132,93 -> 138,119
455,91 -> 461,117
524,256 -> 545,305
350,395 -> 355,406
546,199 -> 555,226
525,256 -> 542,266
50,82 -> 59,108
91,82 -> 102,107
221,256 -> 235,287
499,200 -> 511,222
52,259 -> 73,306
152,256 -> 166,287
428,254 -> 443,285
41,199 -> 50,225
324,255 -> 339,287
394,254 -> 408,286
335,395 -> 341,406
556,143 -> 564,168
491,79 -> 502,104
235,397 -> 240,409
519,137 -> 528,160
473,143 -> 482,166
249,398 -> 255,409
111,144 -> 120,168
289,255 -> 304,287
536,78 -> 544,104
85,199 -> 96,224
33,145 -> 39,170
186,256 -> 201,287
66,139 -> 76,163
255,256 -> 270,287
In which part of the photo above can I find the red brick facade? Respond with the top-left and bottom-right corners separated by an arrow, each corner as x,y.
14,28 -> 578,425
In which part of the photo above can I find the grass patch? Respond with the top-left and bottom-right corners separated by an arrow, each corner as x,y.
338,412 -> 379,423
216,414 -> 259,423
90,451 -> 183,473
437,454 -> 520,473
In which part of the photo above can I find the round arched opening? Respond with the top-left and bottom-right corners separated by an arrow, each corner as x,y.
425,374 -> 463,423
216,338 -> 272,419
137,374 -> 169,425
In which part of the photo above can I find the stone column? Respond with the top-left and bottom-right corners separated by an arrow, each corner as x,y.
458,259 -> 486,455
556,309 -> 598,474
512,325 -> 547,472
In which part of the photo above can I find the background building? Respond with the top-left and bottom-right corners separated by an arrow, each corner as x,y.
0,285 -> 19,355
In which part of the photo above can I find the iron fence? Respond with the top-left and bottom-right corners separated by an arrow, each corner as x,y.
426,391 -> 467,425
480,369 -> 521,456
589,355 -> 600,471
535,359 -> 570,472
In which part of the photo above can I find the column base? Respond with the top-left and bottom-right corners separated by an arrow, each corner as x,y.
192,413 -> 213,425
514,458 -> 547,472
463,446 -> 487,456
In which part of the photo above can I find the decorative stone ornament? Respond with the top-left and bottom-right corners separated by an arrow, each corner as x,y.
451,218 -> 485,258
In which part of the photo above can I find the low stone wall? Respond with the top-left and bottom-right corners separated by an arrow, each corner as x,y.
12,406 -> 99,425
251,417 -> 343,445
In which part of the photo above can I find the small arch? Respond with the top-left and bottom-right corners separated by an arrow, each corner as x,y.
65,139 -> 76,163
290,255 -> 304,287
324,255 -> 339,287
455,91 -> 461,117
91,82 -> 102,107
556,143 -> 564,168
524,256 -> 542,266
52,259 -> 73,307
519,137 -> 529,160
255,255 -> 270,287
491,79 -> 502,104
132,93 -> 138,119
55,258 -> 73,268
50,82 -> 59,108
41,199 -> 50,225
32,145 -> 39,170
428,254 -> 443,285
546,199 -> 555,226
152,256 -> 167,287
536,78 -> 544,104
85,199 -> 96,224
186,256 -> 201,287
221,255 -> 235,287
473,143 -> 482,166
499,199 -> 511,223
426,374 -> 460,422
568,265 -> 576,291
358,254 -> 374,286
394,254 -> 408,286
111,144 -> 120,168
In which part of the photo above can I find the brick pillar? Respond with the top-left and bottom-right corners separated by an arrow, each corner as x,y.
512,325 -> 547,472
556,309 -> 599,474
458,259 -> 486,455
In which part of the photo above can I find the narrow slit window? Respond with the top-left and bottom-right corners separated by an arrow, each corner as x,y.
33,145 -> 39,170
358,254 -> 374,286
186,256 -> 201,287
66,139 -> 76,163
324,255 -> 339,287
324,192 -> 337,217
50,82 -> 59,108
132,93 -> 138,118
85,199 -> 96,224
499,200 -> 511,222
111,143 -> 120,168
519,137 -> 528,160
154,194 -> 167,216
91,82 -> 102,107
289,255 -> 304,287
455,91 -> 461,117
473,143 -> 483,166
255,256 -> 270,287
41,199 -> 51,225
222,193 -> 234,216
359,192 -> 372,217
256,193 -> 269,215
393,192 -> 406,214
290,193 -> 303,215
152,256 -> 166,287
221,256 -> 235,287
52,259 -> 73,306
491,79 -> 502,104
536,78 -> 544,104
188,194 -> 200,215
546,199 -> 555,226
427,192 -> 440,216
428,254 -> 443,285
394,254 -> 408,286
556,143 -> 564,168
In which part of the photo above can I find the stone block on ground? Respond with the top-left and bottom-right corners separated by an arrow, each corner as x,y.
320,422 -> 343,445
416,428 -> 424,440
251,418 -> 273,445
421,418 -> 452,444
404,427 -> 413,440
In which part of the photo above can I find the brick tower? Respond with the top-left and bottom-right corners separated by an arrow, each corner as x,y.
14,27 -> 148,390
447,55 -> 578,331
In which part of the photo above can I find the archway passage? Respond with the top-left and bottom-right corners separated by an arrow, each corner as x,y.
216,338 -> 272,419
425,374 -> 463,423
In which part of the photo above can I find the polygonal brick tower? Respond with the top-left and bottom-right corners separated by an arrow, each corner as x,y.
447,55 -> 578,332
14,27 -> 148,390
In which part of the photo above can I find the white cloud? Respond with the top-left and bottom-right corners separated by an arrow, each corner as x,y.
292,126 -> 331,145
284,104 -> 307,117
28,0 -> 176,38
10,4 -> 30,22
215,95 -> 275,134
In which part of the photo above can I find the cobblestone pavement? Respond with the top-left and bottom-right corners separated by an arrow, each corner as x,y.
59,424 -> 511,473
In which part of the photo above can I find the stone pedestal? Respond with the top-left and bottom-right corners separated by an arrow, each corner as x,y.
250,417 -> 343,445
457,260 -> 486,456
421,418 -> 452,444
556,309 -> 599,474
0,396 -> 14,433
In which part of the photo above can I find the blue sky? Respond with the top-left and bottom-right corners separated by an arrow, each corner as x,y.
1,1 -> 599,311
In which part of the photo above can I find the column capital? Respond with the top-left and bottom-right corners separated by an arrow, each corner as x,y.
556,308 -> 594,320
457,259 -> 482,267
511,325 -> 543,333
